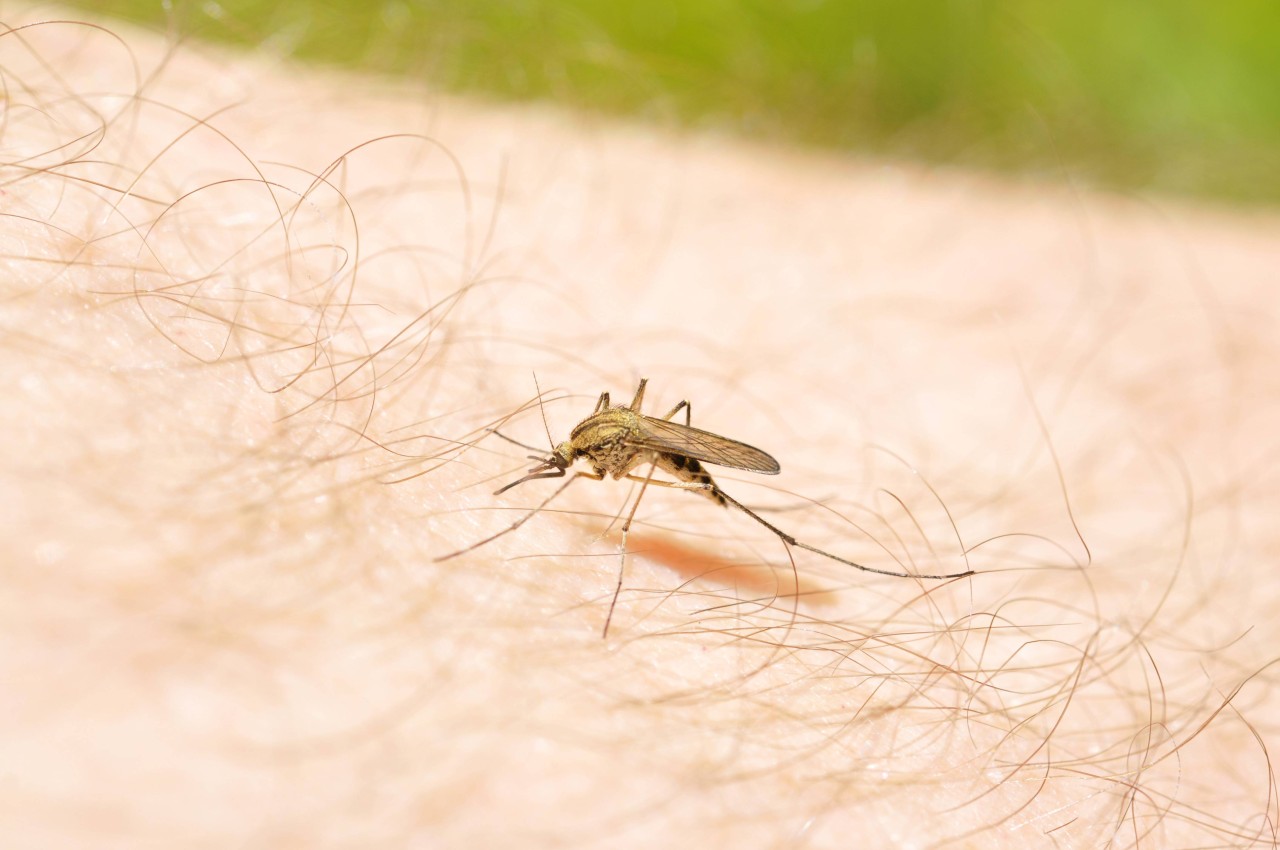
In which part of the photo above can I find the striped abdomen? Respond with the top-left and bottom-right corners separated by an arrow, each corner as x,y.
658,453 -> 728,506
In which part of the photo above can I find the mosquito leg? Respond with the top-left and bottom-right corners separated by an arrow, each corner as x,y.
660,400 -> 691,425
622,474 -> 707,489
629,477 -> 975,581
724,488 -> 975,580
593,391 -> 611,415
434,470 -> 600,562
629,378 -> 648,413
603,456 -> 659,638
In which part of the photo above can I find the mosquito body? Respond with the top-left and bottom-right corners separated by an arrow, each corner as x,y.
523,379 -> 774,498
437,379 -> 973,636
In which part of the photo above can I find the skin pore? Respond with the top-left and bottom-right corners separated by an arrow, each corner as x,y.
3,11 -> 1280,849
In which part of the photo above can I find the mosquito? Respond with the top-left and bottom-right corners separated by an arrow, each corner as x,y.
436,379 -> 974,636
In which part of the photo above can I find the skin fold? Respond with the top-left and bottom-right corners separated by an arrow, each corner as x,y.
2,11 -> 1279,849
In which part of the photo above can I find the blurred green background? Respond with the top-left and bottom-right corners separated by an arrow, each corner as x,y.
73,0 -> 1280,206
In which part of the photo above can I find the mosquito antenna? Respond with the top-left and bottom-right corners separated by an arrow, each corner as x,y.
485,428 -> 546,454
532,371 -> 555,450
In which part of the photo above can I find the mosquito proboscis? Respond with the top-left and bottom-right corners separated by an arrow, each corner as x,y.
436,379 -> 975,636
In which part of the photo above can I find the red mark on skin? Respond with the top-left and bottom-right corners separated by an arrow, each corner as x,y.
624,532 -> 836,605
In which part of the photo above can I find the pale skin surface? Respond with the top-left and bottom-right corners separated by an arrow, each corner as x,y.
3,11 -> 1280,849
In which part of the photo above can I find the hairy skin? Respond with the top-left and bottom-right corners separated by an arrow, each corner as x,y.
3,11 -> 1280,849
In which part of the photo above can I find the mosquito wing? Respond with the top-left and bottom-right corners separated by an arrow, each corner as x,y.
631,416 -> 781,474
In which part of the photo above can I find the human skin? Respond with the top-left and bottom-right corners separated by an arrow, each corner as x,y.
3,12 -> 1279,849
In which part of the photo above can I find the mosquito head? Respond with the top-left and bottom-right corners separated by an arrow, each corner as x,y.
550,440 -> 577,469
493,441 -> 577,495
